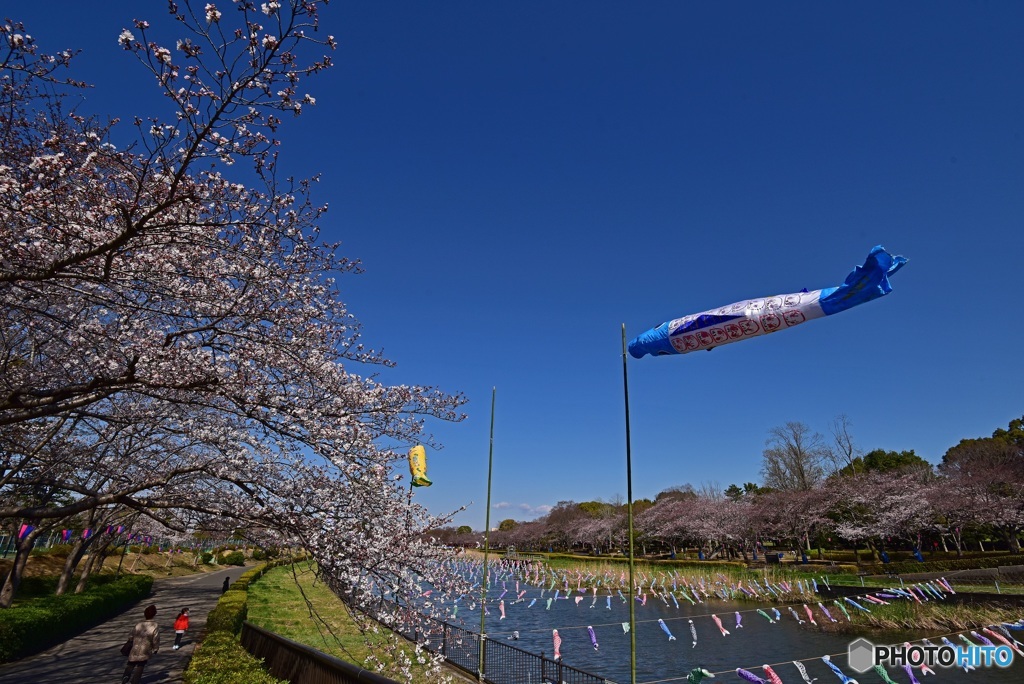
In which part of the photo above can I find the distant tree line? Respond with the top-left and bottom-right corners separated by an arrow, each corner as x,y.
433,415 -> 1024,563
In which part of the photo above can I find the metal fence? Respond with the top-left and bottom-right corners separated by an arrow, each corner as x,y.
362,599 -> 614,684
238,588 -> 612,684
240,621 -> 402,684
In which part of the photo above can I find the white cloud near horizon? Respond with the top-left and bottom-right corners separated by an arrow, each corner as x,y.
492,502 -> 552,517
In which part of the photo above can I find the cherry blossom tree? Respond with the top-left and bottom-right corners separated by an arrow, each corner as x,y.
636,495 -> 698,556
940,430 -> 1024,553
502,519 -> 547,551
925,476 -> 976,556
749,487 -> 829,556
825,467 -> 934,562
1,3 -> 466,631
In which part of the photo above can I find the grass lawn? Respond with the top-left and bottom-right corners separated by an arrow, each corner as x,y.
246,563 -> 471,683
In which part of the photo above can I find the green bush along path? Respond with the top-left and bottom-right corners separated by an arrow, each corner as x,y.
0,566 -> 237,684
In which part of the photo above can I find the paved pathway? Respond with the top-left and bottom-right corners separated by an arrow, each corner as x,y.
0,566 -> 239,684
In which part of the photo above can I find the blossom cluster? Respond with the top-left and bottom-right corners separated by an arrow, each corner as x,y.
1,9 -> 468,674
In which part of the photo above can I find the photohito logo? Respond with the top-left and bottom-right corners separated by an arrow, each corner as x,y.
847,637 -> 1015,673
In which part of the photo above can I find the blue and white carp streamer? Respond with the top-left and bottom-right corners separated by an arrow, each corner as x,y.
628,245 -> 907,359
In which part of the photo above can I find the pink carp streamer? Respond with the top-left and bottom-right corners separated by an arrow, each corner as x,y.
803,604 -> 817,625
902,642 -> 935,675
761,665 -> 784,684
712,613 -> 730,636
983,627 -> 1024,656
552,629 -> 561,660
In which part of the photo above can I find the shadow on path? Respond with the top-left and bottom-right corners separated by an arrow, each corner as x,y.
0,566 -> 242,684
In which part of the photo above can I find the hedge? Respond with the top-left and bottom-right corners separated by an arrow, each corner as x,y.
185,559 -> 302,684
221,551 -> 246,567
183,631 -> 284,684
543,552 -> 747,570
871,554 -> 1024,576
0,574 -> 154,663
203,564 -> 272,634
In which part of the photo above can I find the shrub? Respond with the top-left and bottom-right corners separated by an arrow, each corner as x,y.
185,562 -> 286,684
183,631 -> 285,684
222,551 -> 245,567
878,554 -> 1024,576
0,574 -> 153,663
201,551 -> 214,565
205,589 -> 249,634
36,543 -> 74,556
251,547 -> 280,561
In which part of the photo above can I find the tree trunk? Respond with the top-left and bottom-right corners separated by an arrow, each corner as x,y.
100,541 -> 116,570
56,537 -> 91,595
1007,529 -> 1021,554
75,539 -> 111,594
951,530 -> 963,557
0,530 -> 43,608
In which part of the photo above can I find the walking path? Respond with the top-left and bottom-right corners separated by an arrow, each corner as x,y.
0,566 -> 239,684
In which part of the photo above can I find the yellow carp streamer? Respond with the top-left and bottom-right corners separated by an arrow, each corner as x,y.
408,445 -> 432,487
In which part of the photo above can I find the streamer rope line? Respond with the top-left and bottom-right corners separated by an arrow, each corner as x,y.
478,593 -> 896,637
634,626 -> 1001,684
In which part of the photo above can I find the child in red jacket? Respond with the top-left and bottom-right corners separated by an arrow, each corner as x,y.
172,608 -> 190,650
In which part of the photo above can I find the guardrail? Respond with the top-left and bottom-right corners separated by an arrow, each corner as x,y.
504,552 -> 547,562
363,599 -> 612,684
240,621 -> 401,684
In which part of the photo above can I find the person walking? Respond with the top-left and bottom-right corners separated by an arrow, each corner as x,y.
172,608 -> 190,650
121,604 -> 160,684
222,576 -> 230,594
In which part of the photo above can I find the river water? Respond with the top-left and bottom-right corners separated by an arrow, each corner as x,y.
450,593 -> 1023,683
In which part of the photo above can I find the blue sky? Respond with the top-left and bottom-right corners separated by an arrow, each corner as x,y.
21,2 -> 1024,530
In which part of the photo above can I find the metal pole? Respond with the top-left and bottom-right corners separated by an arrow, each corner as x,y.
406,478 -> 414,536
621,324 -> 637,684
478,387 -> 496,682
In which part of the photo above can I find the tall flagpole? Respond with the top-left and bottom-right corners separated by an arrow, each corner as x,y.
621,324 -> 637,684
478,387 -> 496,682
